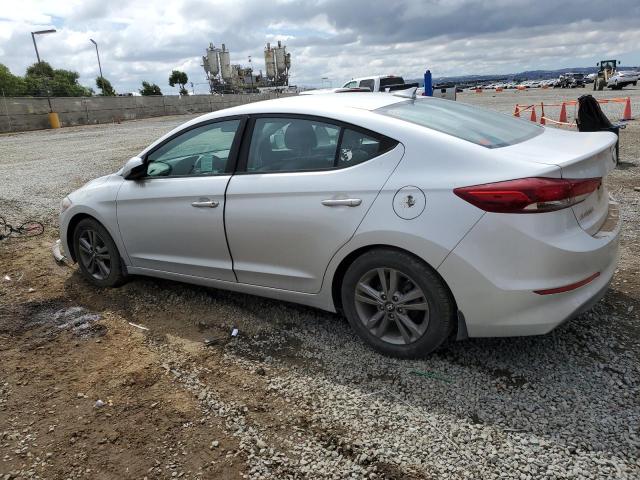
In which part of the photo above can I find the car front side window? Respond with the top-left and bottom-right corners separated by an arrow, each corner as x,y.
146,119 -> 240,177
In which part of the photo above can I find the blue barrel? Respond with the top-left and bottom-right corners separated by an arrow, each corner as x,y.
423,70 -> 432,96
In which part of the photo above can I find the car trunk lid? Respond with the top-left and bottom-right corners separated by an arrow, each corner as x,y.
500,127 -> 617,234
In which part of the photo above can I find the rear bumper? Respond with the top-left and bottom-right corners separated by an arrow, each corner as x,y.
438,199 -> 620,337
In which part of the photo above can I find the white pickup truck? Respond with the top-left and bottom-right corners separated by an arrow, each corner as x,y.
342,75 -> 418,92
607,71 -> 639,90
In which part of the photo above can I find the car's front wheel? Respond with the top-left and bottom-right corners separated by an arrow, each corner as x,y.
341,248 -> 455,358
73,218 -> 126,287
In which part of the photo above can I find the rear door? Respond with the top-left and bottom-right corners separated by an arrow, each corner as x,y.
225,115 -> 404,293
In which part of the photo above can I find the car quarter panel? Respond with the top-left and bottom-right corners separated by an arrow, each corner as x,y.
318,130 -> 563,308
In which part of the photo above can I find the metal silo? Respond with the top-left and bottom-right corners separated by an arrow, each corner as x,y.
206,43 -> 220,76
274,41 -> 286,75
219,43 -> 232,82
264,42 -> 276,80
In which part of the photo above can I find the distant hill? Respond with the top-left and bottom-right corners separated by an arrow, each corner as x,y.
408,65 -> 639,87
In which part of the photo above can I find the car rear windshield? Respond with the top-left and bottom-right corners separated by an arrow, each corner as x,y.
376,98 -> 542,148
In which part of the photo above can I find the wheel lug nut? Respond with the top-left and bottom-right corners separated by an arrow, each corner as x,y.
381,294 -> 386,300
389,313 -> 395,319
392,295 -> 399,302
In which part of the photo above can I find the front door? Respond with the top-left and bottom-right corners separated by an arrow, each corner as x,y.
225,115 -> 403,293
116,118 -> 244,281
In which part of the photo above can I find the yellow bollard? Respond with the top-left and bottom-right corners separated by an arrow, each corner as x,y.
48,112 -> 60,129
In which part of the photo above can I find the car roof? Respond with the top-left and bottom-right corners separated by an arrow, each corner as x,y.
197,93 -> 404,119
139,93 -> 411,158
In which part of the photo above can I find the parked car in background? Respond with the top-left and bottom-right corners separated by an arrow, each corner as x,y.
56,93 -> 620,358
607,71 -> 639,90
556,73 -> 585,88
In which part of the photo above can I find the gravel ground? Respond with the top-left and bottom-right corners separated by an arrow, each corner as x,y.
1,89 -> 639,479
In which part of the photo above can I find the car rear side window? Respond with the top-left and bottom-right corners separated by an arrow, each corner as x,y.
359,79 -> 375,91
247,118 -> 340,172
379,77 -> 404,89
377,98 -> 542,148
338,129 -> 386,168
246,117 -> 398,173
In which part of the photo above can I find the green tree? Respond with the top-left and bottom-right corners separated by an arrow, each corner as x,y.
23,62 -> 92,97
0,64 -> 26,96
26,61 -> 54,78
169,70 -> 189,95
96,76 -> 116,96
140,81 -> 162,96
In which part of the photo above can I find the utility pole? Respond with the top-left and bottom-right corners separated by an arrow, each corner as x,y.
248,55 -> 254,93
30,29 -> 56,112
90,39 -> 103,80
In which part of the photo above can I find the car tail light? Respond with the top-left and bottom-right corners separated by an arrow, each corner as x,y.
453,177 -> 601,213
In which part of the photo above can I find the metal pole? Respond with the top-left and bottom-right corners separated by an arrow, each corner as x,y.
95,43 -> 103,79
31,32 -> 41,63
2,89 -> 13,132
31,30 -> 56,112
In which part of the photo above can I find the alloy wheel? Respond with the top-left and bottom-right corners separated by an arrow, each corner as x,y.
78,229 -> 111,280
353,268 -> 429,345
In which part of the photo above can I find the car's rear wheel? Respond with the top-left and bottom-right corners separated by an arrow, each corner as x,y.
73,218 -> 126,287
341,248 -> 455,358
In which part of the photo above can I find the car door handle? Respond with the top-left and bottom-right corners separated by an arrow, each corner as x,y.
321,198 -> 362,207
191,200 -> 219,208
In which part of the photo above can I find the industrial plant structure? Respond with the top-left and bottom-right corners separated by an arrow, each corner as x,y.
202,41 -> 291,94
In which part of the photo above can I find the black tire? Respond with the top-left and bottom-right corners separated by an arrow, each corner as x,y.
341,248 -> 455,358
73,218 -> 126,287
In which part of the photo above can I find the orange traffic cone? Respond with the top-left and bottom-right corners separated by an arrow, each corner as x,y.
513,104 -> 520,117
559,102 -> 567,123
622,97 -> 632,120
530,106 -> 537,123
540,103 -> 546,125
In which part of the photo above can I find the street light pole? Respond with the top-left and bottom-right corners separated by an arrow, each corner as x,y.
248,55 -> 254,93
31,32 -> 42,63
90,39 -> 103,80
30,29 -> 56,112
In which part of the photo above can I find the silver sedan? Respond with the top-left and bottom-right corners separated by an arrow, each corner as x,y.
58,93 -> 620,357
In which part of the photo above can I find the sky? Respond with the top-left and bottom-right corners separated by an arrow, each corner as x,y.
1,0 -> 640,94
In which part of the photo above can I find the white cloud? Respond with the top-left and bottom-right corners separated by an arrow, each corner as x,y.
0,0 -> 639,93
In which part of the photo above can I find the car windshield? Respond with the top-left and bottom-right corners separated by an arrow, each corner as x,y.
376,98 -> 542,148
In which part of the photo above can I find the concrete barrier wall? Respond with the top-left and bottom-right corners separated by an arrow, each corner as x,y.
0,93 -> 295,133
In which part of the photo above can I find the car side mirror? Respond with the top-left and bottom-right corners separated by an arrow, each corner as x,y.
121,156 -> 146,180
